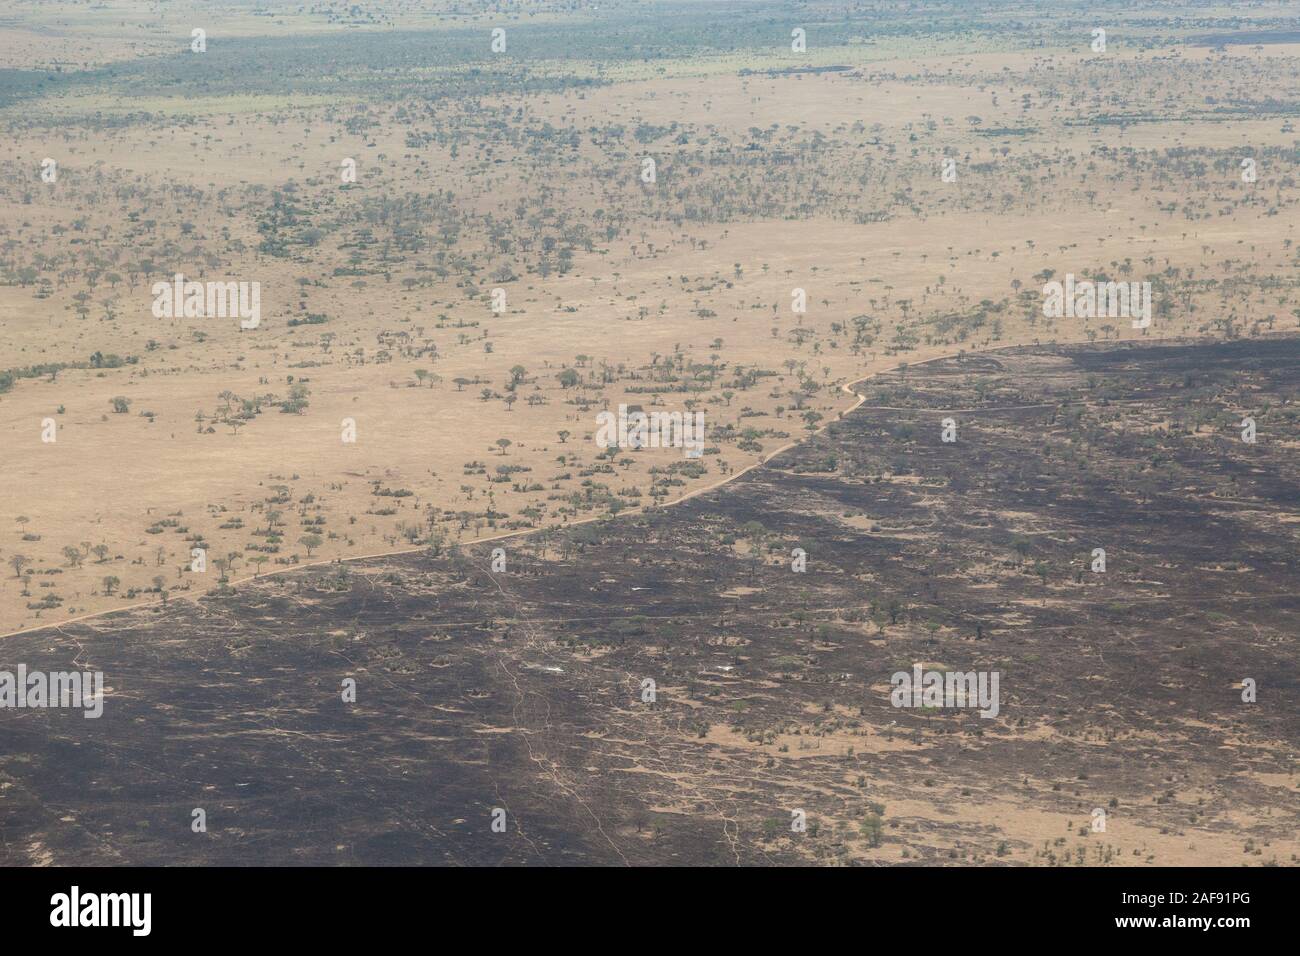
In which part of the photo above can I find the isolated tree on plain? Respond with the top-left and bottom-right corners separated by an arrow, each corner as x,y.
102,575 -> 120,596
10,553 -> 30,578
861,813 -> 884,848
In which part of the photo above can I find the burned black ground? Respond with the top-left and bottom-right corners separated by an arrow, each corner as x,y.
2,337 -> 1296,865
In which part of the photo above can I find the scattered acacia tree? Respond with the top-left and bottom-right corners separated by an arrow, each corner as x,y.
860,810 -> 885,848
10,553 -> 30,579
63,546 -> 83,568
110,396 -> 131,414
299,533 -> 324,557
102,575 -> 120,596
495,438 -> 512,455
281,383 -> 311,414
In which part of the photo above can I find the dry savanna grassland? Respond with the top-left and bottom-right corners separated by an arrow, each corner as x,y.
3,0 -> 1296,637
0,1 -> 1296,866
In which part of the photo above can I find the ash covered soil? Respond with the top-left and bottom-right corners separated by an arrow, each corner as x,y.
2,337 -> 1297,865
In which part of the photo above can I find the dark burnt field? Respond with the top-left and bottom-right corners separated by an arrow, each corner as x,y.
2,337 -> 1297,866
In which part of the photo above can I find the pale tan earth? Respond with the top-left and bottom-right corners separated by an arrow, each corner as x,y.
0,0 -> 1297,865
688,718 -> 1300,866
